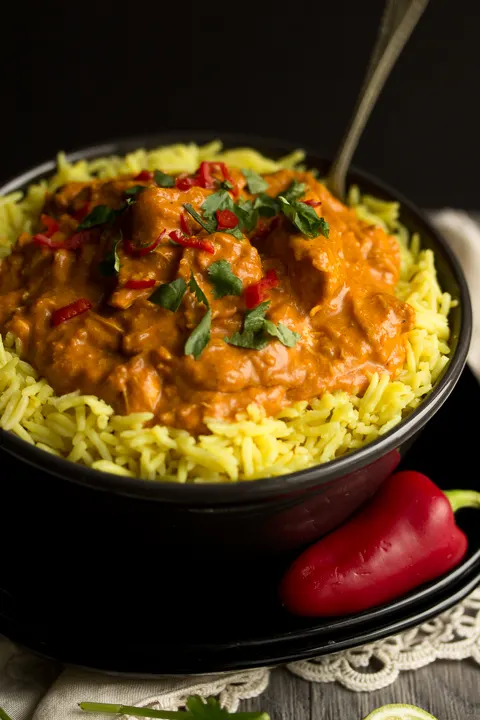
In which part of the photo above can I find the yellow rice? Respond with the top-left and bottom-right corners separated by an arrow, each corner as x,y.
0,142 -> 454,483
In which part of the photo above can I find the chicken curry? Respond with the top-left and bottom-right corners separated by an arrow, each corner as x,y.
0,162 -> 415,433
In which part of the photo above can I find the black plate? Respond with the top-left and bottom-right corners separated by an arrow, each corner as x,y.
0,365 -> 479,676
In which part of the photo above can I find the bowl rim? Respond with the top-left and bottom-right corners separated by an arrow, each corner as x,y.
0,131 -> 473,504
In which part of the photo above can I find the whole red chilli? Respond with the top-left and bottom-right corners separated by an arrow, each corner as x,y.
280,471 -> 479,617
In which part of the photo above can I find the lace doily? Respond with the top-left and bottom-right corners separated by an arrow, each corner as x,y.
287,588 -> 480,691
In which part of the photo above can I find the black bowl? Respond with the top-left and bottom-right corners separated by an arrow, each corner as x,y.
0,132 -> 473,649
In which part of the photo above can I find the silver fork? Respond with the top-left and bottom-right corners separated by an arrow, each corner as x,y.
328,0 -> 430,201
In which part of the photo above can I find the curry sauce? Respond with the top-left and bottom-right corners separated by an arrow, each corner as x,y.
0,164 -> 415,433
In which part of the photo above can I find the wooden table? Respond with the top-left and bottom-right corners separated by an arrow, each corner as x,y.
242,662 -> 479,718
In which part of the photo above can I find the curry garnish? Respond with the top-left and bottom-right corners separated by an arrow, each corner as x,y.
234,199 -> 259,233
52,298 -> 92,327
253,193 -> 280,217
169,230 -> 215,254
154,170 -> 175,188
185,309 -> 212,359
242,168 -> 269,194
226,301 -> 300,350
183,274 -> 212,359
277,196 -> 330,239
188,273 -> 209,308
244,269 -> 279,309
124,185 -> 147,198
183,203 -> 217,234
149,278 -> 188,312
207,260 -> 243,299
263,320 -> 301,347
99,235 -> 121,276
78,204 -> 117,230
201,190 -> 233,219
281,179 -> 307,202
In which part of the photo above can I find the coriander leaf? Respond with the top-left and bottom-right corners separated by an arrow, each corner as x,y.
185,309 -> 212,359
183,203 -> 217,234
278,197 -> 329,239
124,185 -> 147,198
225,226 -> 244,240
244,301 -> 270,333
201,191 -> 234,220
78,204 -> 117,230
219,180 -> 234,190
208,260 -> 243,298
149,277 -> 187,311
241,168 -> 269,194
234,199 -> 259,233
225,330 -> 269,350
264,320 -> 301,348
154,170 -> 175,188
318,217 -> 330,238
188,273 -> 209,307
253,193 -> 280,218
99,234 -> 121,276
281,179 -> 306,203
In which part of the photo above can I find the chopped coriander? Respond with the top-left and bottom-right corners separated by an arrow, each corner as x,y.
154,170 -> 175,187
185,308 -> 212,359
124,185 -> 147,198
183,203 -> 217,234
234,199 -> 259,233
99,234 -> 121,276
277,196 -> 329,239
224,226 -> 244,240
149,277 -> 187,312
208,260 -> 243,298
253,194 -> 280,217
317,217 -> 330,238
201,191 -> 234,220
244,301 -> 270,333
78,204 -> 117,230
281,179 -> 306,203
225,330 -> 270,350
264,320 -> 301,347
241,168 -> 269,194
188,273 -> 209,307
225,301 -> 300,350
219,180 -> 234,190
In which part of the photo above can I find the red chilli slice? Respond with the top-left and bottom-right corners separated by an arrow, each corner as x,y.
216,209 -> 238,230
40,214 -> 59,236
134,170 -> 154,181
180,212 -> 192,235
197,161 -> 215,189
33,230 -> 92,251
244,269 -> 279,309
124,279 -> 156,290
124,230 -> 166,257
217,162 -> 239,197
303,199 -> 322,207
169,230 -> 215,254
176,174 -> 198,191
52,298 -> 92,327
73,202 -> 91,222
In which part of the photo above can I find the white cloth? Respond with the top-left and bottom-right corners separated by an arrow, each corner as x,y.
0,210 -> 479,719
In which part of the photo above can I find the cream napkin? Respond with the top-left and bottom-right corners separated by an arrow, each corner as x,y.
0,210 -> 478,720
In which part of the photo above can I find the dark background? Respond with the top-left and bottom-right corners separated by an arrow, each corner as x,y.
2,0 -> 479,208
